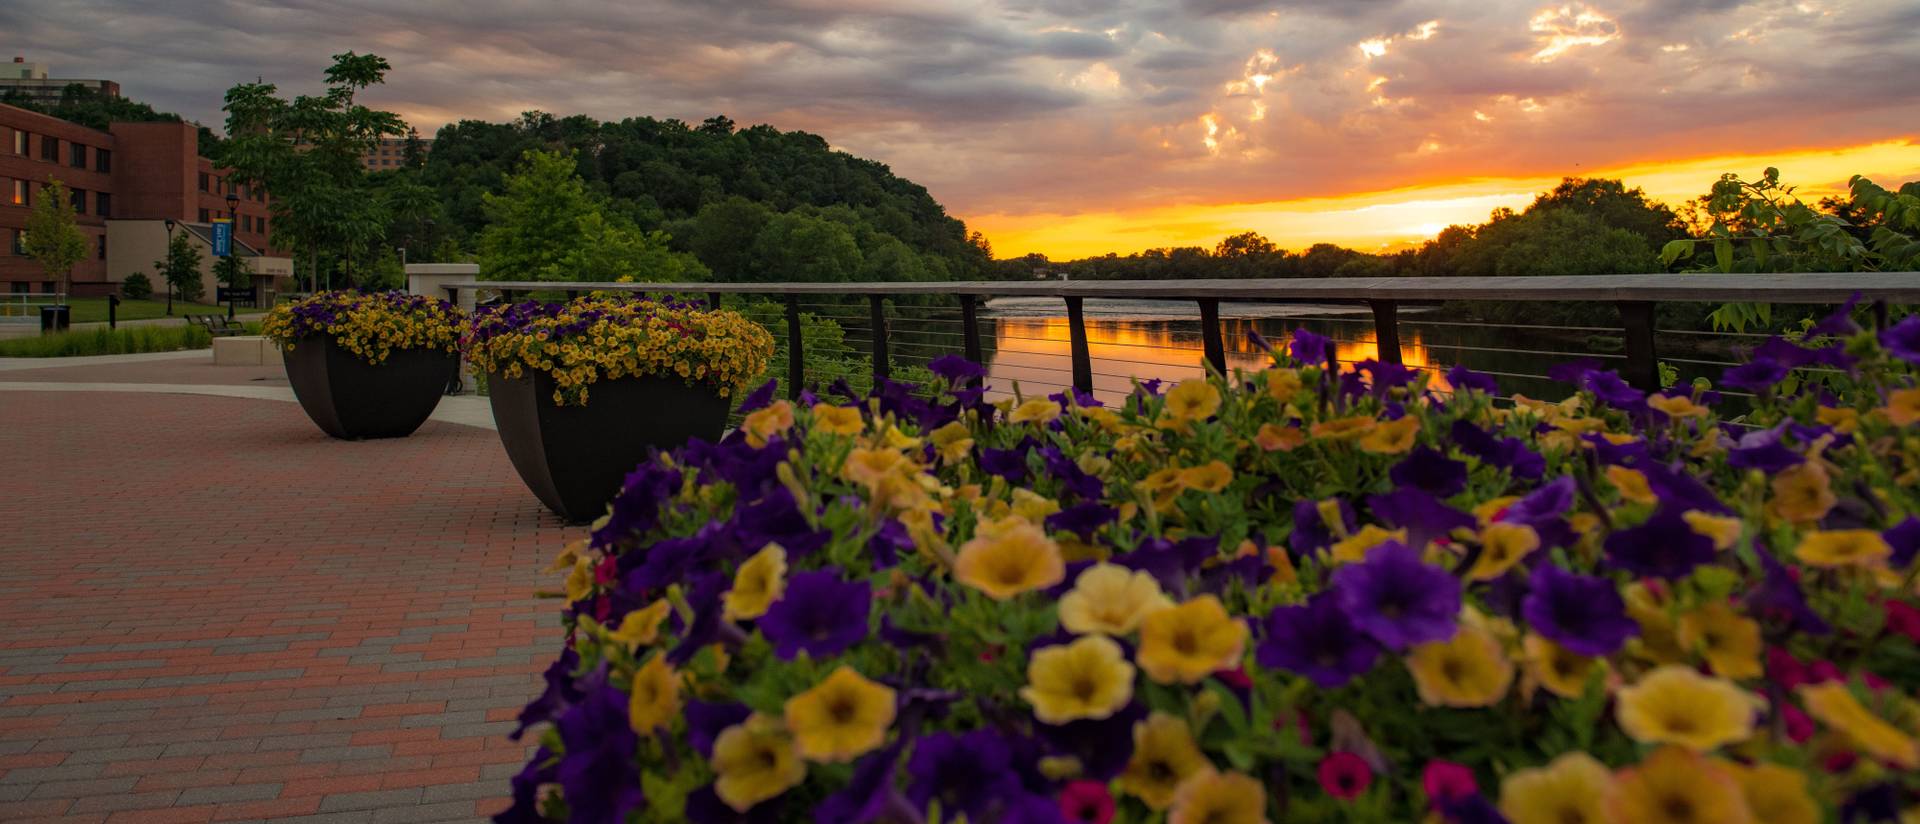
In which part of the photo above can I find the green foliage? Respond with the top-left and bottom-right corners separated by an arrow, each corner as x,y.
1,83 -> 223,155
0,324 -> 216,357
478,150 -> 709,282
121,272 -> 153,300
213,254 -> 253,288
746,212 -> 863,282
22,178 -> 89,296
155,231 -> 205,304
218,51 -> 406,290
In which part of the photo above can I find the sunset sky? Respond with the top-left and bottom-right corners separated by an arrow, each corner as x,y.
8,0 -> 1918,259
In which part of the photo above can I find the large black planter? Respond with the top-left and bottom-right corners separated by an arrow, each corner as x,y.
283,337 -> 460,440
488,371 -> 730,523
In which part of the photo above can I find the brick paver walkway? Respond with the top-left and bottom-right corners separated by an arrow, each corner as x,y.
0,391 -> 573,823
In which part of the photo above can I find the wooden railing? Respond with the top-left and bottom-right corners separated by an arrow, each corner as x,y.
443,273 -> 1920,395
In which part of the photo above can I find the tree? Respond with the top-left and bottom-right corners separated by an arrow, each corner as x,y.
214,253 -> 253,290
401,127 -> 427,169
478,149 -> 705,282
22,179 -> 87,297
218,52 -> 405,291
688,197 -> 774,280
749,213 -> 863,282
1530,178 -> 1685,248
155,231 -> 204,306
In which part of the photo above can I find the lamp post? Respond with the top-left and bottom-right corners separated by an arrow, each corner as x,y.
225,192 -> 240,320
164,219 -> 177,316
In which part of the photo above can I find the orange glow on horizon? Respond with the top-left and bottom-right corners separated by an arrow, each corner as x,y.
969,139 -> 1920,260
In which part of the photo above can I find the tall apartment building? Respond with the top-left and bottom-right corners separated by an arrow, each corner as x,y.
1,102 -> 287,296
0,57 -> 120,106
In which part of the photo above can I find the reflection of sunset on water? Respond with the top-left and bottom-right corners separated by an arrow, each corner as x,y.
986,317 -> 1446,404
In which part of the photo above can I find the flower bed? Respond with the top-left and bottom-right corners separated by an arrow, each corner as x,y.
261,289 -> 464,361
466,296 -> 774,405
501,308 -> 1920,824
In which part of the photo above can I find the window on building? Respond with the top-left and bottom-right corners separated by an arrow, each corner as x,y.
41,281 -> 54,295
260,218 -> 268,234
8,179 -> 26,206
9,281 -> 28,294
70,187 -> 86,214
7,229 -> 23,255
98,235 -> 107,260
198,172 -> 209,192
95,148 -> 111,173
69,143 -> 86,168
198,208 -> 210,222
96,192 -> 110,218
41,136 -> 58,162
10,129 -> 26,155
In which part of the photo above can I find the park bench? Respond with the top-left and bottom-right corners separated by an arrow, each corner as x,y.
186,314 -> 247,337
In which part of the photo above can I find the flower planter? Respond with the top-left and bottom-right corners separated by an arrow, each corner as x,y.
283,336 -> 459,440
488,370 -> 731,523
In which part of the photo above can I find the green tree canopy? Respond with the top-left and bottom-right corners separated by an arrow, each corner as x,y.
155,231 -> 204,304
22,179 -> 88,296
478,149 -> 707,282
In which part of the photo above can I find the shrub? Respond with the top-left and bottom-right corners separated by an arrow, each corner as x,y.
466,296 -> 774,406
121,272 -> 153,300
261,290 -> 464,364
503,308 -> 1920,822
0,324 -> 213,357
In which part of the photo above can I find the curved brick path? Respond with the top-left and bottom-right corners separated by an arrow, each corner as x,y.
0,390 -> 573,823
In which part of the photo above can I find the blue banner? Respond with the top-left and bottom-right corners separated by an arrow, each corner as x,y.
211,219 -> 232,258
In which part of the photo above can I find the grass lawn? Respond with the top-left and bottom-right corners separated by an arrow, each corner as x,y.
0,298 -> 266,324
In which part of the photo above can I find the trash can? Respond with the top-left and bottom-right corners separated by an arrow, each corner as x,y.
40,305 -> 70,333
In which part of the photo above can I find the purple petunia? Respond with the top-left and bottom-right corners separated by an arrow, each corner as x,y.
1727,425 -> 1805,473
554,678 -> 644,823
1604,507 -> 1716,580
1045,502 -> 1119,541
1446,364 -> 1498,395
979,446 -> 1030,484
735,378 -> 778,415
815,741 -> 914,824
1747,542 -> 1830,635
1808,295 -> 1863,338
1582,369 -> 1646,410
1547,358 -> 1603,385
1289,498 -> 1357,555
1638,462 -> 1734,515
1721,358 -> 1790,393
759,571 -> 872,660
908,731 -> 1023,822
1333,541 -> 1461,650
685,700 -> 752,760
1450,420 -> 1545,480
1358,359 -> 1419,395
1521,563 -> 1639,656
1035,702 -> 1145,781
1291,328 -> 1335,367
1879,315 -> 1920,365
1886,517 -> 1920,569
1389,446 -> 1468,497
1367,487 -> 1476,552
928,354 -> 987,383
1256,591 -> 1382,687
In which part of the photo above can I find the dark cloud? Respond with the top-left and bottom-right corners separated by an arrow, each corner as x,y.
3,0 -> 1914,219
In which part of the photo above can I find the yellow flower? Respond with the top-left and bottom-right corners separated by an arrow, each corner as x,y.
1139,467 -> 1188,509
953,519 -> 1065,600
1606,747 -> 1752,824
1648,393 -> 1709,419
1136,595 -> 1248,684
1884,387 -> 1920,427
1164,380 -> 1222,421
1498,751 -> 1611,824
811,404 -> 864,436
743,400 -> 795,447
1178,461 -> 1234,494
628,653 -> 681,736
1799,681 -> 1919,769
842,446 -> 909,488
1169,769 -> 1269,824
1676,601 -> 1762,680
563,556 -> 595,606
1266,368 -> 1303,403
1118,712 -> 1211,810
1010,396 -> 1061,425
1794,529 -> 1892,568
608,598 -> 672,648
1358,415 -> 1420,454
1311,415 -> 1377,440
1467,522 -> 1541,581
1728,762 -> 1819,824
711,713 -> 806,812
1606,465 -> 1657,505
929,421 -> 974,462
1011,488 -> 1062,523
1683,511 -> 1744,551
1058,563 -> 1172,636
783,666 -> 897,763
1815,405 -> 1860,433
1326,524 -> 1406,566
1768,462 -> 1835,525
1020,635 -> 1137,724
1254,422 -> 1305,451
725,543 -> 787,620
1615,665 -> 1760,751
1406,621 -> 1514,708
1624,583 -> 1688,664
1522,634 -> 1605,700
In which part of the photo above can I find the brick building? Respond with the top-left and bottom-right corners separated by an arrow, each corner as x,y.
1,102 -> 286,297
361,134 -> 431,171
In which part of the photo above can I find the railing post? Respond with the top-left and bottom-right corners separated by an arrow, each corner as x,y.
1198,298 -> 1226,376
707,292 -> 722,311
784,295 -> 803,401
869,294 -> 890,381
959,294 -> 983,366
1368,299 -> 1402,365
1871,299 -> 1889,331
1066,296 -> 1093,394
1618,300 -> 1659,391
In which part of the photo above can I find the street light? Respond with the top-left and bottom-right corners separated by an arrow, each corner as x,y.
164,219 -> 177,316
225,192 -> 241,320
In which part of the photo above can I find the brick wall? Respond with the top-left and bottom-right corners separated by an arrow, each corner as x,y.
1,104 -> 114,293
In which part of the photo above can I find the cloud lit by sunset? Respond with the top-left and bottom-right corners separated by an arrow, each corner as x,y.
10,0 -> 1918,259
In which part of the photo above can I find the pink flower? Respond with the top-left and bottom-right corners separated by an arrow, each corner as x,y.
1319,752 -> 1373,801
1058,780 -> 1114,824
1806,660 -> 1842,684
1766,646 -> 1808,690
1782,703 -> 1815,744
1215,666 -> 1252,689
1886,601 -> 1920,642
1422,760 -> 1477,807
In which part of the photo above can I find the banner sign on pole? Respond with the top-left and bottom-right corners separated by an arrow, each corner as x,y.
211,219 -> 232,258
